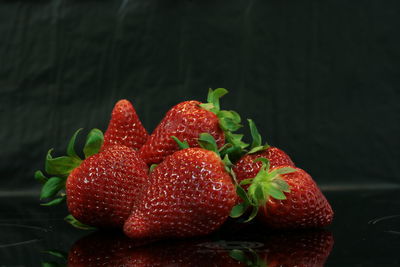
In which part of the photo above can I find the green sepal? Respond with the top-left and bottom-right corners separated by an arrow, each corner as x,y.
239,178 -> 253,186
230,202 -> 249,218
67,128 -> 83,159
64,214 -> 96,230
83,128 -> 104,159
149,164 -> 158,173
247,119 -> 270,154
205,88 -> 228,113
171,136 -> 189,150
197,133 -> 220,155
41,196 -> 65,206
247,145 -> 269,154
230,249 -> 267,267
244,205 -> 259,223
235,185 -> 252,205
217,110 -> 242,132
40,177 -> 65,199
45,149 -> 81,176
35,170 -> 48,184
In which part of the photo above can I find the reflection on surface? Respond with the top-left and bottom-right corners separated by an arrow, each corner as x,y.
46,228 -> 334,266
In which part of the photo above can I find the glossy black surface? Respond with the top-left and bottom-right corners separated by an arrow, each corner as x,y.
1,189 -> 400,266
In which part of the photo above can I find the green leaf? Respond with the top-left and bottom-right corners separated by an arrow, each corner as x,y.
226,132 -> 249,149
218,111 -> 242,132
254,157 -> 270,172
197,133 -> 219,155
64,214 -> 96,230
66,128 -> 83,159
42,250 -> 68,260
45,149 -> 81,175
244,205 -> 259,223
40,177 -> 65,199
34,170 -> 48,184
239,178 -> 254,186
230,202 -> 249,218
274,179 -> 291,192
199,103 -> 215,111
206,88 -> 228,113
268,186 -> 287,200
248,119 -> 262,148
247,145 -> 268,154
41,197 -> 65,206
171,136 -> 189,149
149,164 -> 158,173
83,128 -> 104,158
275,167 -> 297,175
236,185 -> 252,205
254,185 -> 266,204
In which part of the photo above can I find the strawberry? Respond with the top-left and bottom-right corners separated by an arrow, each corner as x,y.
102,99 -> 149,151
36,129 -> 148,228
124,146 -> 237,239
231,159 -> 333,229
233,146 -> 295,189
139,88 -> 245,166
233,119 -> 295,190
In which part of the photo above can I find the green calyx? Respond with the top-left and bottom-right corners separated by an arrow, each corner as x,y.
35,128 -> 104,207
199,88 -> 248,160
229,248 -> 267,267
247,119 -> 270,154
230,158 -> 296,222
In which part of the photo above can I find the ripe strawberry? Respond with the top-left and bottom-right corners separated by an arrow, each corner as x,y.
36,129 -> 148,229
233,119 -> 295,190
124,147 -> 237,239
102,99 -> 149,151
233,147 -> 295,189
257,166 -> 333,229
66,145 -> 148,228
139,88 -> 244,166
231,159 -> 333,229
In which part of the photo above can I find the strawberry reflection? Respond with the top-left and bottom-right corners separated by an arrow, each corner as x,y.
66,229 -> 333,267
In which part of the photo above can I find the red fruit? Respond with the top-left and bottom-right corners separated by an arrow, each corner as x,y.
233,147 -> 295,188
260,230 -> 334,267
66,145 -> 148,228
258,166 -> 333,229
124,148 -> 236,239
139,100 -> 225,165
102,99 -> 149,151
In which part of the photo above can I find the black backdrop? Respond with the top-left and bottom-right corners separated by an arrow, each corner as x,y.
0,0 -> 399,193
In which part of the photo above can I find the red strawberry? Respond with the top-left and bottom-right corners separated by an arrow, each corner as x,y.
102,99 -> 149,151
233,146 -> 295,189
124,147 -> 237,239
257,166 -> 333,229
66,145 -> 148,228
36,129 -> 148,229
139,88 -> 244,166
231,159 -> 333,229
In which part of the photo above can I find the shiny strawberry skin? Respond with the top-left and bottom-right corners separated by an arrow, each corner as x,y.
233,147 -> 295,187
66,145 -> 148,228
261,230 -> 334,267
138,101 -> 225,165
124,148 -> 236,239
102,99 -> 149,151
259,167 -> 333,229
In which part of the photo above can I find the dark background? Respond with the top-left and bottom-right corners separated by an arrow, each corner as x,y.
0,0 -> 399,194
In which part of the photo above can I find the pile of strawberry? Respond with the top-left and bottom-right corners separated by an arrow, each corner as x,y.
35,89 -> 333,239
